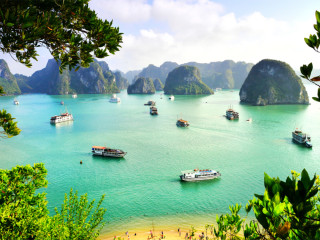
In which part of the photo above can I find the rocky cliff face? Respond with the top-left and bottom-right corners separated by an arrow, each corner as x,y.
137,61 -> 179,84
17,59 -> 120,94
240,59 -> 309,106
114,71 -> 129,90
0,59 -> 21,94
164,66 -> 213,95
127,77 -> 155,94
153,78 -> 164,91
184,60 -> 253,89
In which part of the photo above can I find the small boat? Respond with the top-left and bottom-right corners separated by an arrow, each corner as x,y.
144,100 -> 155,106
180,169 -> 221,182
176,119 -> 189,127
215,88 -> 222,92
169,95 -> 175,100
150,106 -> 158,115
13,99 -> 19,105
246,118 -> 252,122
92,146 -> 127,158
50,112 -> 73,124
72,93 -> 77,98
60,101 -> 64,105
226,107 -> 239,120
292,129 -> 312,148
109,94 -> 121,103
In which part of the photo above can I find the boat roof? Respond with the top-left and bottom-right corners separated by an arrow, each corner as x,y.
181,169 -> 216,174
92,146 -> 106,149
178,119 -> 188,122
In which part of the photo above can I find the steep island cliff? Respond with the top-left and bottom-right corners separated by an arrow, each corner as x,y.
164,66 -> 213,95
240,59 -> 309,106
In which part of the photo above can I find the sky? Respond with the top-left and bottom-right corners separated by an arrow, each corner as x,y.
1,0 -> 320,76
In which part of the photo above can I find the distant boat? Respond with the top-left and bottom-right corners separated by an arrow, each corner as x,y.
176,118 -> 189,127
246,118 -> 252,122
109,94 -> 121,103
144,100 -> 155,106
92,146 -> 127,158
13,99 -> 19,105
169,95 -> 175,100
60,101 -> 64,105
150,106 -> 158,115
72,93 -> 77,98
180,169 -> 221,182
292,129 -> 312,148
215,88 -> 222,92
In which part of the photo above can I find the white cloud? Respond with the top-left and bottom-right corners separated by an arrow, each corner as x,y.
89,0 -> 151,23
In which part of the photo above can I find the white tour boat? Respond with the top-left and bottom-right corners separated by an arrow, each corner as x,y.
13,99 -> 19,105
92,146 -> 127,158
292,129 -> 312,148
109,94 -> 121,103
50,112 -> 73,124
169,95 -> 175,100
180,169 -> 221,182
72,93 -> 77,98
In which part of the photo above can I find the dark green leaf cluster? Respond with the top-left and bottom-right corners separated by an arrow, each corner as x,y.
300,10 -> 320,101
0,109 -> 21,138
0,0 -> 122,73
0,164 -> 107,239
209,169 -> 320,240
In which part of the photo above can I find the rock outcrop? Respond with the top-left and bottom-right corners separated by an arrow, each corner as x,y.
114,71 -> 129,90
240,59 -> 309,106
0,60 -> 21,94
153,78 -> 164,91
16,59 -> 120,94
127,77 -> 155,94
164,66 -> 213,95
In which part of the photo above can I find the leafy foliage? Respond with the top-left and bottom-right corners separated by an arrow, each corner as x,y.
0,109 -> 21,138
0,164 -> 107,239
300,10 -> 320,101
0,0 -> 122,73
201,169 -> 320,240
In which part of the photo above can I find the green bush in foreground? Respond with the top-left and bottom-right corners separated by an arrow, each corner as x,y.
192,169 -> 320,240
0,163 -> 106,239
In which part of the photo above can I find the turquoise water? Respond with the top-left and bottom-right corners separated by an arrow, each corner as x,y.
1,86 -> 320,234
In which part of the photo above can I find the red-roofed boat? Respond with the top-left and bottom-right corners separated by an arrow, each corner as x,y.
92,146 -> 127,158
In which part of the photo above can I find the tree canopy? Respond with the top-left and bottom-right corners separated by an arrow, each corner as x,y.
0,0 -> 122,72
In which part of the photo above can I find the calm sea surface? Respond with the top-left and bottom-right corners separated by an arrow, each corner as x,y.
1,85 -> 320,234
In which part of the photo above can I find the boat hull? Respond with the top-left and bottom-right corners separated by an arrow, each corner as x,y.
92,151 -> 127,158
180,174 -> 221,182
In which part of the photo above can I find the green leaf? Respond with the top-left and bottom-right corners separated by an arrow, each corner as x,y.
316,10 -> 320,23
273,203 -> 285,217
264,173 -> 274,189
6,22 -> 14,27
301,169 -> 311,190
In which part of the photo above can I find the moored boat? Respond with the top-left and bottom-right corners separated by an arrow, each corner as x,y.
169,95 -> 175,100
109,94 -> 121,103
180,169 -> 221,182
13,99 -> 19,105
92,146 -> 127,158
144,100 -> 155,106
176,119 -> 189,127
50,112 -> 73,124
60,101 -> 64,105
150,106 -> 158,115
72,93 -> 77,98
292,129 -> 312,148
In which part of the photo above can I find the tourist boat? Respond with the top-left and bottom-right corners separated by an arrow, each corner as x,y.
92,146 -> 127,158
109,94 -> 121,103
169,95 -> 175,100
13,99 -> 19,105
144,100 -> 155,106
226,108 -> 239,120
150,106 -> 158,115
50,112 -> 73,124
292,129 -> 312,148
215,88 -> 222,92
246,118 -> 252,122
72,93 -> 77,98
60,101 -> 64,105
180,169 -> 221,182
176,119 -> 189,127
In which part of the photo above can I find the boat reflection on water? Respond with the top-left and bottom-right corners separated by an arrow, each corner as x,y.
51,120 -> 74,128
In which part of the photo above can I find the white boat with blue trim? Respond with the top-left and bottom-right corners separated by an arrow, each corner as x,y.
180,169 -> 221,182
